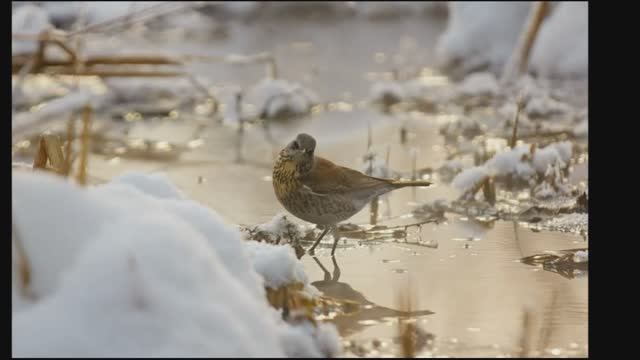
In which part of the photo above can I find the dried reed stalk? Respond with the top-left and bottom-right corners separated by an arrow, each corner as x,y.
76,105 -> 92,185
64,113 -> 77,175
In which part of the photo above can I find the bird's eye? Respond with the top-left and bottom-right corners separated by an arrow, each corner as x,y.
291,141 -> 299,150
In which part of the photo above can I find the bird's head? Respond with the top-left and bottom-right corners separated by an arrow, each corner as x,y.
278,133 -> 316,170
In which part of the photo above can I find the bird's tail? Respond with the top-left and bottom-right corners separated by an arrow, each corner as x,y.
389,179 -> 432,188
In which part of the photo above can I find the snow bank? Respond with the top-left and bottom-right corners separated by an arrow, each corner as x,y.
436,2 -> 531,75
12,5 -> 53,55
12,171 -> 339,357
530,2 -> 588,78
436,2 -> 588,79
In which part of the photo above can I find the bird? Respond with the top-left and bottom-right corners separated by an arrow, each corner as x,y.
272,133 -> 431,255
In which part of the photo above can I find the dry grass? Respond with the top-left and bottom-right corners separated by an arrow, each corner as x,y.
266,282 -> 317,323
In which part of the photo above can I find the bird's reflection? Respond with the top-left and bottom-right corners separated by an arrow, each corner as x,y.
311,256 -> 434,337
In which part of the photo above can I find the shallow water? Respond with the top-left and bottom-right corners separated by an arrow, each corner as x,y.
14,9 -> 588,357
82,106 -> 587,357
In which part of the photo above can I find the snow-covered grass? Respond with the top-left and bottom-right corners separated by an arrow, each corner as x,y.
12,171 -> 339,357
451,141 -> 573,193
451,165 -> 489,193
246,212 -> 312,246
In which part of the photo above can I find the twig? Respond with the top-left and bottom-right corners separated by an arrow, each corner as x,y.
510,97 -> 524,148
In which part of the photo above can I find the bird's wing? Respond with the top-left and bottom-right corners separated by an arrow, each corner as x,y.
299,156 -> 391,195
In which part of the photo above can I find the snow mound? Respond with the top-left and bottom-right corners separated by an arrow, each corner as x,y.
12,171 -> 339,357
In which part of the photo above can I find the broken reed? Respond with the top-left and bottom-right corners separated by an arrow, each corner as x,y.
28,105 -> 92,185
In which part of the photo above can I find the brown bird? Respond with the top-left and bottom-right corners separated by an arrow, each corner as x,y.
273,133 -> 431,255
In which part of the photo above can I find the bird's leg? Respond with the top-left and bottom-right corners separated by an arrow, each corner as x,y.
331,255 -> 341,282
384,195 -> 391,218
235,119 -> 245,163
312,256 -> 331,281
308,226 -> 330,256
331,224 -> 340,256
261,120 -> 279,161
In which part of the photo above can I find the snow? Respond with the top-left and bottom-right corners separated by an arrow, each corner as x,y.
245,78 -> 318,119
541,213 -> 588,234
104,78 -> 199,104
452,141 -> 572,193
12,171 -> 339,357
436,2 -> 588,78
111,172 -> 185,200
573,120 -> 588,137
12,5 -> 53,56
249,212 -> 310,246
457,71 -> 500,98
573,250 -> 588,263
38,2 -> 165,28
245,241 -> 312,292
532,141 -> 572,173
485,144 -> 533,178
530,2 -> 588,78
436,2 -> 531,75
525,96 -> 572,118
356,2 -> 427,18
12,90 -> 109,136
451,166 -> 488,193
